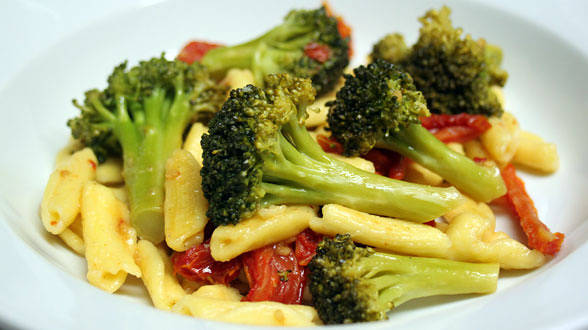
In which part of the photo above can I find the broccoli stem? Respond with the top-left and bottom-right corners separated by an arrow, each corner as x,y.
363,253 -> 499,308
260,121 -> 464,222
115,88 -> 191,243
377,124 -> 506,202
201,43 -> 259,77
200,23 -> 314,80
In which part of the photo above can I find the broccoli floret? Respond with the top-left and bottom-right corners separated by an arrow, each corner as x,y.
201,74 -> 463,227
327,60 -> 506,202
371,6 -> 506,117
200,6 -> 349,95
68,55 -> 227,243
371,33 -> 409,64
308,234 -> 499,324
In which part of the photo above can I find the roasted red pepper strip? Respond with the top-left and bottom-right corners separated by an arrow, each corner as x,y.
501,163 -> 564,255
304,42 -> 331,63
316,134 -> 344,155
177,41 -> 222,64
420,114 -> 491,143
171,240 -> 241,285
294,229 -> 324,266
241,243 -> 306,304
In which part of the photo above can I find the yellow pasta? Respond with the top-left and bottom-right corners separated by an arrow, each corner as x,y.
480,112 -> 521,166
220,68 -> 255,90
329,154 -> 375,173
183,122 -> 208,165
54,138 -> 84,167
191,284 -> 242,301
312,204 -> 545,269
446,142 -> 465,154
96,158 -> 124,185
512,130 -> 559,173
210,205 -> 315,262
82,182 -> 141,293
464,139 -> 491,160
135,240 -> 186,310
172,295 -> 321,326
404,162 -> 444,186
58,215 -> 85,255
108,186 -> 128,203
164,150 -> 207,251
444,199 -> 545,269
311,204 -> 452,258
41,148 -> 97,235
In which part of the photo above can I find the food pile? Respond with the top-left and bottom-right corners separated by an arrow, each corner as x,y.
40,4 -> 563,326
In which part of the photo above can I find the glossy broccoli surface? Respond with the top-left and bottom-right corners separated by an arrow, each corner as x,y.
200,6 -> 350,95
327,60 -> 506,202
371,6 -> 507,117
200,74 -> 463,227
308,234 -> 499,324
68,55 -> 227,242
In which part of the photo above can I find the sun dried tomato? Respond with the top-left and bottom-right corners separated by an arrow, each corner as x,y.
171,240 -> 241,285
241,243 -> 306,304
316,134 -> 344,155
362,148 -> 408,180
304,42 -> 331,63
500,163 -> 564,255
177,41 -> 222,64
294,229 -> 324,266
420,114 -> 491,143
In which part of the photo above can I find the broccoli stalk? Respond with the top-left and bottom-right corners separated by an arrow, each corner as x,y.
200,6 -> 349,95
370,6 -> 506,117
201,74 -> 464,227
68,56 -> 227,242
327,60 -> 506,202
309,234 -> 499,324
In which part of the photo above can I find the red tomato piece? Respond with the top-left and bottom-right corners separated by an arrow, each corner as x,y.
421,113 -> 491,143
387,156 -> 410,180
241,243 -> 306,304
294,229 -> 324,266
363,149 -> 406,179
171,240 -> 241,285
177,41 -> 222,64
420,113 -> 491,131
500,164 -> 564,255
423,220 -> 436,227
432,126 -> 480,143
316,134 -> 344,155
304,42 -> 331,63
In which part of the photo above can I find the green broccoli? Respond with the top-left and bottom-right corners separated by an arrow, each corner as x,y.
327,60 -> 506,202
370,33 -> 409,64
200,74 -> 464,227
68,55 -> 227,243
370,6 -> 507,117
308,234 -> 499,324
200,6 -> 349,95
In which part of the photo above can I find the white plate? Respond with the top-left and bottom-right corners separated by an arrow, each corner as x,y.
1,0 -> 587,329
